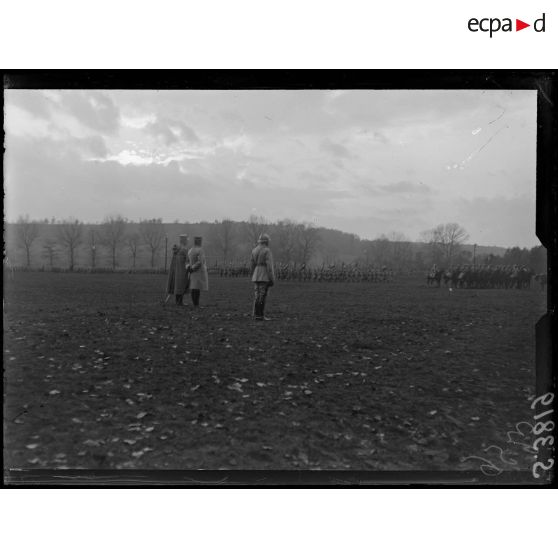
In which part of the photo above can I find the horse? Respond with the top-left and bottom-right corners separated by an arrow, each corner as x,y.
534,273 -> 547,291
516,268 -> 534,289
427,269 -> 443,287
443,270 -> 452,286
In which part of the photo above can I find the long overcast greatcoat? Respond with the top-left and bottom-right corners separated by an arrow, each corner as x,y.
188,246 -> 209,291
250,244 -> 275,283
166,247 -> 189,295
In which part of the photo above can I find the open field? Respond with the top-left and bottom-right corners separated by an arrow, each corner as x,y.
3,271 -> 546,472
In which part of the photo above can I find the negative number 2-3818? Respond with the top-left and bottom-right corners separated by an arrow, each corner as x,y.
531,392 -> 554,479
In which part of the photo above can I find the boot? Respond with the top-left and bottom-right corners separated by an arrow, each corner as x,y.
191,289 -> 200,307
254,300 -> 263,320
260,295 -> 271,320
175,294 -> 183,305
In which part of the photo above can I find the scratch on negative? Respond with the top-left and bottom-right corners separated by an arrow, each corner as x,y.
478,125 -> 509,153
488,107 -> 506,125
537,82 -> 554,107
453,125 -> 509,170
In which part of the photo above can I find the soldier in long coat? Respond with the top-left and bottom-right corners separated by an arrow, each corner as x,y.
166,234 -> 189,305
187,236 -> 209,308
250,233 -> 275,321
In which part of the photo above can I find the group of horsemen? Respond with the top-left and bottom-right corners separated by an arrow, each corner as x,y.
427,263 -> 545,290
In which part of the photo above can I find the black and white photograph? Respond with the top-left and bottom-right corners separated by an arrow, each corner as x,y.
2,74 -> 555,484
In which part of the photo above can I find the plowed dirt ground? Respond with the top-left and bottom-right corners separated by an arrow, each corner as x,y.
3,271 -> 545,473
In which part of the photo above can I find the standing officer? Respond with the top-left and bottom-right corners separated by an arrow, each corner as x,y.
166,234 -> 189,305
250,233 -> 275,321
187,236 -> 209,308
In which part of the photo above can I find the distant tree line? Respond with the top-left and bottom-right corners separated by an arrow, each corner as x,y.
482,245 -> 546,272
5,215 -> 546,274
9,215 -> 170,272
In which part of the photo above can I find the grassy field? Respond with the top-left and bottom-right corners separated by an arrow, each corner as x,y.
3,271 -> 546,473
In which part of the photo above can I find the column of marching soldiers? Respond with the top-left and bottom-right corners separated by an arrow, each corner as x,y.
213,261 -> 394,282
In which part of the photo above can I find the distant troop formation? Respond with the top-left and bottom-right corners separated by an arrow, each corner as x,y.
164,231 -> 404,321
214,264 -> 251,278
275,264 -> 393,283
427,264 -> 540,289
211,262 -> 394,283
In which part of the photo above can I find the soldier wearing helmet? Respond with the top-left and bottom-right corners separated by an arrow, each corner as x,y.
250,233 -> 275,321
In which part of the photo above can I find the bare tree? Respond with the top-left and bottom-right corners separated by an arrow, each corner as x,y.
100,215 -> 127,269
56,219 -> 83,270
419,229 -> 443,266
15,215 -> 40,267
125,233 -> 141,269
139,218 -> 165,268
89,230 -> 97,269
42,238 -> 59,268
275,220 -> 298,263
211,219 -> 236,263
360,240 -> 373,265
430,223 -> 469,266
386,231 -> 412,270
273,221 -> 320,266
370,235 -> 392,266
296,223 -> 321,266
244,214 -> 267,246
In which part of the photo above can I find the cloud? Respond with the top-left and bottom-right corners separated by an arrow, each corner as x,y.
455,195 -> 537,248
79,135 -> 108,158
4,135 -> 221,222
320,139 -> 351,158
63,92 -> 120,134
6,133 -> 106,168
3,90 -> 537,247
373,131 -> 389,143
143,117 -> 199,145
121,113 -> 157,129
378,181 -> 432,194
298,170 -> 339,185
357,181 -> 433,196
6,90 -> 52,119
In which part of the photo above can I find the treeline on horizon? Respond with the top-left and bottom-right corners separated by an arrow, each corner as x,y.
4,214 -> 546,274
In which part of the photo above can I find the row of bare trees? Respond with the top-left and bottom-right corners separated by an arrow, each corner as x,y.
362,232 -> 413,269
10,214 -> 323,270
14,216 -> 40,267
10,216 -> 511,272
208,215 -> 321,267
11,215 -> 168,270
358,224 -> 471,270
273,220 -> 320,265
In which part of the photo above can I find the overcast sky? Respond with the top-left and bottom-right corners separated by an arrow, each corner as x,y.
4,89 -> 537,247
